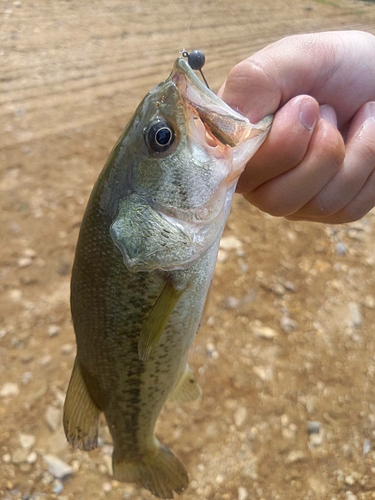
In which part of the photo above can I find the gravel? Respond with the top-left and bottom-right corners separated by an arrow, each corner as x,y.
0,382 -> 20,397
251,321 -> 278,339
45,405 -> 62,432
19,433 -> 36,449
43,454 -> 73,479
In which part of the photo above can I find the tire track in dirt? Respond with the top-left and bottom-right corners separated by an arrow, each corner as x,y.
3,0 -> 373,152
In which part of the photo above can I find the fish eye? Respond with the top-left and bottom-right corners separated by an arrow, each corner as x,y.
145,120 -> 175,153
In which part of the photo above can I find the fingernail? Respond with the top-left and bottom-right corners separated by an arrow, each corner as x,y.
320,104 -> 337,127
358,102 -> 375,138
299,98 -> 318,131
363,101 -> 375,119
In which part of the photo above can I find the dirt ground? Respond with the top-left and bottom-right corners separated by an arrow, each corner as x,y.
2,0 -> 375,499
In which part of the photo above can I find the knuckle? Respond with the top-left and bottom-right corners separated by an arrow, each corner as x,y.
277,145 -> 307,169
244,190 -> 287,217
258,196 -> 290,218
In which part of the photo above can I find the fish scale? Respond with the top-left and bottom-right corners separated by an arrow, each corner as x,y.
63,56 -> 272,498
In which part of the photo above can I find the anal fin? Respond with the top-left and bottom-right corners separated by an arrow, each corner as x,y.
63,358 -> 100,451
168,365 -> 202,404
138,277 -> 185,361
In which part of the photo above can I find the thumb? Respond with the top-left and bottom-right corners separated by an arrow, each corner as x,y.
219,58 -> 282,123
219,31 -> 375,127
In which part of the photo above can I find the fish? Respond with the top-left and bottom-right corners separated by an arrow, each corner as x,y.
63,55 -> 272,499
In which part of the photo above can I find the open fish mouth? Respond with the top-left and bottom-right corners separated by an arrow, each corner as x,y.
168,57 -> 272,186
169,57 -> 265,148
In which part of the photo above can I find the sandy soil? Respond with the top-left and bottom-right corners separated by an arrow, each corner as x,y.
2,1 -> 375,499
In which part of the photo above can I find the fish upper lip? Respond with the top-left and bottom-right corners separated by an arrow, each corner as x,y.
169,58 -> 236,115
169,58 -> 254,147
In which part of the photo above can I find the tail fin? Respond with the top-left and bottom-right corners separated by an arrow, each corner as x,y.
112,443 -> 188,499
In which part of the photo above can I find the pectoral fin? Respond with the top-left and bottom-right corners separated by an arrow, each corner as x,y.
63,358 -> 101,451
168,365 -> 202,403
138,278 -> 186,361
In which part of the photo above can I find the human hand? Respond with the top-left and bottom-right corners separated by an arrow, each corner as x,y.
220,31 -> 375,223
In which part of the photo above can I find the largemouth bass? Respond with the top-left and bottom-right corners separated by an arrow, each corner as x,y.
63,56 -> 272,499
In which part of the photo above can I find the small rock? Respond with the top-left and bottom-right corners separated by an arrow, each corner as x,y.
12,448 -> 29,464
18,257 -> 33,268
22,371 -> 32,385
224,296 -> 241,309
47,324 -> 60,337
307,421 -> 322,435
45,405 -> 61,432
253,366 -> 272,381
234,406 -> 247,428
287,231 -> 297,241
205,423 -> 218,438
283,281 -> 296,292
309,432 -> 323,447
282,423 -> 297,440
52,479 -> 64,494
216,474 -> 224,485
345,492 -> 357,500
0,382 -> 20,397
21,353 -> 34,363
23,248 -> 36,258
40,354 -> 52,366
281,414 -> 290,426
219,236 -> 242,251
9,222 -> 21,233
60,343 -> 74,355
2,453 -> 11,463
206,316 -> 215,327
348,228 -> 363,240
71,459 -> 80,472
285,450 -> 306,464
349,302 -> 362,327
251,321 -> 278,340
238,260 -> 248,272
102,482 -> 112,493
363,295 -> 375,309
19,433 -> 36,449
345,474 -> 356,486
99,464 -> 108,475
206,342 -> 219,359
217,249 -> 228,263
43,454 -> 73,479
363,438 -> 371,455
52,387 -> 66,407
267,282 -> 285,296
280,316 -> 298,333
238,487 -> 248,500
6,480 -> 14,490
27,451 -> 37,464
335,242 -> 347,256
8,289 -> 22,301
102,455 -> 113,476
